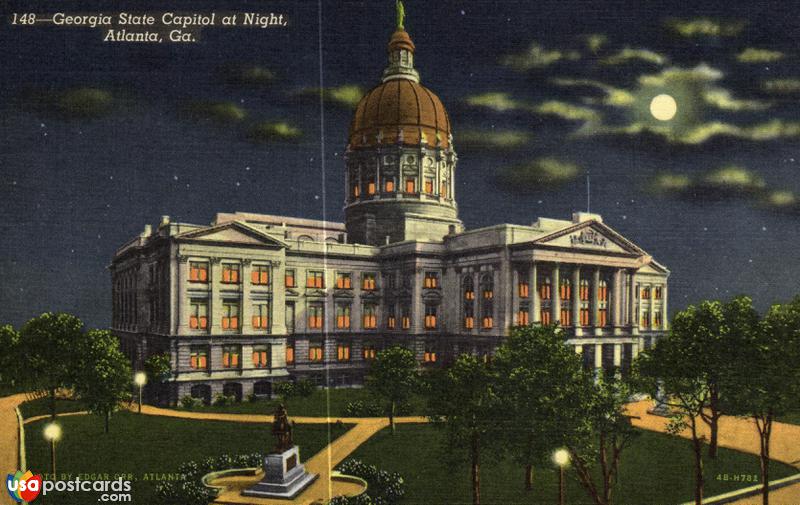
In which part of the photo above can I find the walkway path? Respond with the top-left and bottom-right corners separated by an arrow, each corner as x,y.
626,400 -> 800,505
0,393 -> 31,505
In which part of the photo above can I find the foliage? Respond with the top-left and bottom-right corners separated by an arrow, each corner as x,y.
213,393 -> 237,406
295,378 -> 316,397
334,459 -> 405,505
73,329 -> 132,433
367,346 -> 419,433
17,313 -> 86,418
180,395 -> 204,409
426,354 -> 497,505
155,452 -> 263,505
0,324 -> 20,389
144,353 -> 172,384
274,378 -> 316,402
721,296 -> 800,505
345,400 -> 384,417
493,324 -> 588,491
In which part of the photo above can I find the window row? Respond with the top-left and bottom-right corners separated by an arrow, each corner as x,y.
351,176 -> 449,198
189,262 -> 272,285
188,300 -> 270,331
283,342 -> 438,364
307,303 -> 438,331
463,275 -> 494,329
188,345 -> 271,370
640,285 -> 664,300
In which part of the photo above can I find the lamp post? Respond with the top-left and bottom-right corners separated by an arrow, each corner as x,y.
134,372 -> 147,414
553,448 -> 571,505
43,422 -> 62,478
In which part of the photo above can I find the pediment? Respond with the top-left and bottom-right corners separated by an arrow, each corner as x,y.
534,221 -> 646,256
177,221 -> 287,248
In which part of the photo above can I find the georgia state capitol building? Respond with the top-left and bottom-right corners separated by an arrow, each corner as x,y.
110,13 -> 669,404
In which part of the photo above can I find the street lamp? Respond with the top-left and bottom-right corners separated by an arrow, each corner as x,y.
43,422 -> 62,478
134,372 -> 147,414
553,448 -> 571,505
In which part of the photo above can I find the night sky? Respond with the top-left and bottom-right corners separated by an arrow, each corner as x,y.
2,0 -> 800,329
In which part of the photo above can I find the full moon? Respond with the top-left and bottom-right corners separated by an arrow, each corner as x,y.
650,94 -> 677,121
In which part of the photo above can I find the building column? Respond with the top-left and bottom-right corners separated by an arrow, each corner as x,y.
661,285 -> 668,331
511,268 -> 520,325
613,344 -> 622,371
176,256 -> 188,334
241,260 -> 252,334
210,258 -> 221,334
628,270 -> 638,334
591,268 -> 601,330
411,266 -> 424,333
649,283 -> 656,332
551,264 -> 560,325
571,267 -> 581,332
530,262 -> 540,323
612,269 -> 623,332
594,343 -> 603,370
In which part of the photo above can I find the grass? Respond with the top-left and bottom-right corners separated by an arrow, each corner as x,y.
26,411 -> 351,505
346,424 -> 798,505
19,397 -> 86,419
174,387 -> 425,418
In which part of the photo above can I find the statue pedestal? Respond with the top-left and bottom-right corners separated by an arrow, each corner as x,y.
242,446 -> 317,499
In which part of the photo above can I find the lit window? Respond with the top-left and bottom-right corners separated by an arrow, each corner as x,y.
560,278 -> 572,300
518,277 -> 529,298
405,178 -> 416,193
189,347 -> 208,369
189,300 -> 208,330
367,180 -> 376,195
309,344 -> 323,362
424,178 -> 434,194
560,307 -> 572,326
337,344 -> 351,361
440,181 -> 447,198
336,304 -> 351,329
580,279 -> 590,301
480,274 -> 494,328
424,271 -> 439,289
363,304 -> 378,329
654,286 -> 663,300
540,309 -> 551,325
385,179 -> 395,192
222,301 -> 240,330
362,273 -> 377,290
641,287 -> 651,299
424,305 -> 438,329
285,269 -> 296,288
307,271 -> 325,289
308,303 -> 324,329
352,184 -> 360,197
336,272 -> 352,289
363,345 -> 377,360
539,276 -> 552,300
251,265 -> 270,285
424,348 -> 437,363
641,311 -> 651,328
222,264 -> 240,284
252,303 -> 270,330
386,305 -> 396,329
252,345 -> 269,368
222,345 -> 241,368
464,276 -> 475,300
517,308 -> 529,325
580,308 -> 590,326
401,305 -> 411,329
654,311 -> 662,328
189,262 -> 208,283
286,345 -> 295,364
598,279 -> 609,327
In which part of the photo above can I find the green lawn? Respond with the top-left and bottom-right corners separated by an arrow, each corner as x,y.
174,387 -> 425,418
26,411 -> 350,505
19,397 -> 87,419
346,424 -> 798,505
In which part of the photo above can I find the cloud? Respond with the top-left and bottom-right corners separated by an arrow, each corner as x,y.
184,101 -> 247,122
532,101 -> 601,122
581,120 -> 800,145
19,87 -> 120,119
648,166 -> 765,201
703,89 -> 771,111
762,78 -> 800,94
294,85 -> 365,109
648,173 -> 692,195
582,34 -> 608,54
497,157 -> 583,191
457,130 -> 531,150
551,78 -> 636,107
464,92 -> 527,112
762,190 -> 799,213
736,48 -> 785,64
219,65 -> 276,87
500,42 -> 580,71
601,48 -> 668,66
638,64 -> 723,87
247,121 -> 302,143
664,18 -> 746,38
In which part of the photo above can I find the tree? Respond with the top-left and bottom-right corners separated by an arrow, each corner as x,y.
567,373 -> 639,505
366,346 -> 419,434
0,325 -> 20,391
73,330 -> 132,433
18,313 -> 86,419
144,353 -> 172,384
722,298 -> 800,505
636,340 -> 709,505
426,354 -> 497,505
493,324 -> 586,493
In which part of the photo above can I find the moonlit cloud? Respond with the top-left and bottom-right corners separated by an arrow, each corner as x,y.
703,89 -> 771,111
580,120 -> 800,145
582,34 -> 608,54
247,121 -> 302,143
295,84 -> 365,109
532,101 -> 600,122
736,48 -> 785,63
762,78 -> 800,94
638,64 -> 723,87
464,92 -> 526,112
664,17 -> 746,38
20,87 -> 120,119
601,48 -> 668,66
497,157 -> 583,191
500,42 -> 580,70
550,78 -> 636,107
184,101 -> 247,123
648,173 -> 692,195
219,65 -> 277,87
464,93 -> 600,122
457,130 -> 532,150
762,190 -> 799,213
648,166 -> 766,201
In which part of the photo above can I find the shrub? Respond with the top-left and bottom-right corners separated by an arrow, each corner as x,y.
344,400 -> 383,417
247,392 -> 259,403
274,381 -> 296,400
295,378 -> 316,398
155,452 -> 263,505
213,393 -> 236,406
179,395 -> 203,409
337,459 -> 404,505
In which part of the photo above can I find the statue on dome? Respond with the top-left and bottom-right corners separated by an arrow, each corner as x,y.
396,0 -> 405,29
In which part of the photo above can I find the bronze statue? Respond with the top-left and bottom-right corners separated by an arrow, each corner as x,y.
272,404 -> 293,453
